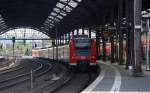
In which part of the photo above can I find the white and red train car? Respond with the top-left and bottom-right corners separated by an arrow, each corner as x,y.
69,35 -> 97,66
32,35 -> 97,66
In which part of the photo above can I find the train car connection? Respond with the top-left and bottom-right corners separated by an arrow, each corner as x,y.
69,35 -> 97,66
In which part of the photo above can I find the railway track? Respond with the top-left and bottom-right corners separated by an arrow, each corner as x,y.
0,58 -> 53,93
0,59 -> 31,75
23,59 -> 71,93
25,60 -> 99,93
52,68 -> 99,93
0,60 -> 40,80
0,61 -> 26,75
0,59 -> 99,93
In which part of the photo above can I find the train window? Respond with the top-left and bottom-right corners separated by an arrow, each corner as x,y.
74,39 -> 90,43
74,38 -> 91,47
75,48 -> 91,56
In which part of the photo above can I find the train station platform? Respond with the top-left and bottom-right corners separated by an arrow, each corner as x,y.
82,60 -> 150,93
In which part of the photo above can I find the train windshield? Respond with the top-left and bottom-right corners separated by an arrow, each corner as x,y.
75,48 -> 91,56
74,38 -> 91,48
74,38 -> 91,56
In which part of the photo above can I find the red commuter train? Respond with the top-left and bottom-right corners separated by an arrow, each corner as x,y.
32,35 -> 97,68
69,35 -> 97,66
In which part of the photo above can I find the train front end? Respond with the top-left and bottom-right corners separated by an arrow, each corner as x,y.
69,35 -> 97,66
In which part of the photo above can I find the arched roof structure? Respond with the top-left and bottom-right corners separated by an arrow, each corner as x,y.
0,0 -> 148,38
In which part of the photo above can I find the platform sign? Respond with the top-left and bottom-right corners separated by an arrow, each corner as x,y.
12,37 -> 15,60
23,39 -> 26,45
12,37 -> 15,43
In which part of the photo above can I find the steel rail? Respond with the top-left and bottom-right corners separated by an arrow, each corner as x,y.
0,60 -> 52,89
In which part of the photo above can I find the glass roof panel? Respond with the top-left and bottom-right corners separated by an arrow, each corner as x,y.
68,0 -> 78,8
48,16 -> 54,19
56,3 -> 65,8
142,9 -> 150,18
44,23 -> 50,26
0,22 -> 5,25
41,0 -> 82,30
76,0 -> 82,2
48,26 -> 53,29
51,12 -> 57,16
60,0 -> 68,2
53,8 -> 60,13
147,9 -> 150,11
0,28 -> 49,39
142,11 -> 147,14
45,21 -> 50,24
47,19 -> 54,23
54,18 -> 60,22
49,23 -> 55,26
64,6 -> 72,12
60,11 -> 67,16
57,15 -> 63,19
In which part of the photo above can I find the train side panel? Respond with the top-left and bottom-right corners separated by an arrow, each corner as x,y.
90,39 -> 97,65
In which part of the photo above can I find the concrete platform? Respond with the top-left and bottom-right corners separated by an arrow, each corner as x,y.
82,60 -> 150,93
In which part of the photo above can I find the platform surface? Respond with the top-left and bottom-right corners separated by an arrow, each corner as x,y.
82,61 -> 150,93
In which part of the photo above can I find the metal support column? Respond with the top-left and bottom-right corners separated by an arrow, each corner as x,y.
63,35 -> 65,45
42,40 -> 44,48
125,0 -> 132,69
119,32 -> 124,65
115,26 -> 119,62
55,24 -> 58,62
58,38 -> 59,46
96,29 -> 100,59
56,38 -> 58,61
111,32 -> 115,63
118,0 -> 124,65
59,37 -> 61,45
59,38 -> 61,45
82,28 -> 85,35
110,2 -> 115,63
72,31 -> 74,37
126,28 -> 131,69
68,33 -> 70,43
146,32 -> 150,70
102,31 -> 106,61
77,29 -> 79,36
60,37 -> 62,45
89,28 -> 91,38
52,39 -> 55,60
13,43 -> 15,60
65,34 -> 66,44
55,39 -> 56,46
131,0 -> 143,76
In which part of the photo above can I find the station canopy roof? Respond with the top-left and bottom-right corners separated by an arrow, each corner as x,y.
0,0 -> 149,38
0,28 -> 49,40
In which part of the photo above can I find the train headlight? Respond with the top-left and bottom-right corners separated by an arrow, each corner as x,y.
72,56 -> 75,59
91,56 -> 95,59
